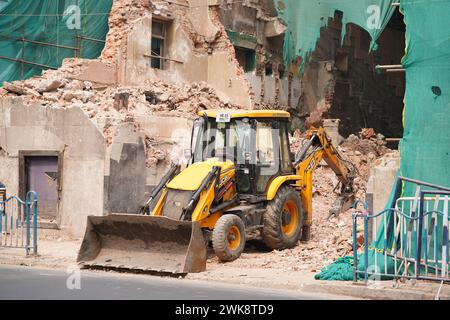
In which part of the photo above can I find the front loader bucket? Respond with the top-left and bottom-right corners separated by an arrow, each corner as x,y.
77,215 -> 206,274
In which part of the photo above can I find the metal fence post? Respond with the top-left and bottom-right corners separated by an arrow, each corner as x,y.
416,191 -> 425,279
443,196 -> 449,278
364,214 -> 369,283
25,196 -> 30,255
33,192 -> 38,254
353,213 -> 358,282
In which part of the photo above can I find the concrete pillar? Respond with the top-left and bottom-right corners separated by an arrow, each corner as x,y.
366,152 -> 400,243
323,119 -> 343,145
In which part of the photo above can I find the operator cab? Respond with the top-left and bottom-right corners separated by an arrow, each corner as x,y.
190,110 -> 293,201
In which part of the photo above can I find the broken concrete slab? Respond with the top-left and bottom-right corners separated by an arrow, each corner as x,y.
106,123 -> 146,213
264,18 -> 287,38
323,119 -> 344,145
35,78 -> 64,93
3,82 -> 27,95
73,60 -> 117,85
188,0 -> 221,43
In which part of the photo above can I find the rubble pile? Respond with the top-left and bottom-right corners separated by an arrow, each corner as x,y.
290,127 -> 391,196
0,57 -> 239,169
0,59 -> 237,113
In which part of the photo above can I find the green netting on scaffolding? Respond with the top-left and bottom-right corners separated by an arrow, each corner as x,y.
275,0 -> 396,73
0,0 -> 113,84
274,0 -> 450,280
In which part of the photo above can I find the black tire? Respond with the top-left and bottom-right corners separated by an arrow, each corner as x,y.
263,186 -> 303,250
212,214 -> 246,262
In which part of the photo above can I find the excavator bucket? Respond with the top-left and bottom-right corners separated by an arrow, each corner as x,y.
77,215 -> 207,274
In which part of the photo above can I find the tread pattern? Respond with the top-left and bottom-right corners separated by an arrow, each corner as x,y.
212,214 -> 246,262
263,186 -> 303,250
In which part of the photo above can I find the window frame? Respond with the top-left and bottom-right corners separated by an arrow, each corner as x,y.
151,20 -> 167,70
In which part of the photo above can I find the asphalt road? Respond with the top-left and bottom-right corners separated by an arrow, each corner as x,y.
0,265 -> 341,300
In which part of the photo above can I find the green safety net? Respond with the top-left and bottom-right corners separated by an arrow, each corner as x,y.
399,0 -> 450,194
0,0 -> 113,84
275,0 -> 396,72
275,0 -> 450,280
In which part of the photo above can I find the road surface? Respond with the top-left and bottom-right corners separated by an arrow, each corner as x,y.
0,265 -> 348,300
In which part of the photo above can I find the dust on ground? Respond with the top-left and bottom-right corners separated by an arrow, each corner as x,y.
0,230 -> 80,269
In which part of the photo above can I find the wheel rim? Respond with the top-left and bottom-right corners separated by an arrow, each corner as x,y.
227,226 -> 241,250
281,200 -> 299,237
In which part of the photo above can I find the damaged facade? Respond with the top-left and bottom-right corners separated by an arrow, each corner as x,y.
0,0 -> 402,243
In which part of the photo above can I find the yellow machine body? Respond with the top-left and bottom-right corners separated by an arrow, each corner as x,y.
152,159 -> 237,229
77,110 -> 354,274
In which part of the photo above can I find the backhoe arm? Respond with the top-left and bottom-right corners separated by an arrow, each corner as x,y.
294,127 -> 356,239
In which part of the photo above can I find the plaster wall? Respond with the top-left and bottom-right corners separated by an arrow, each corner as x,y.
0,97 -> 105,236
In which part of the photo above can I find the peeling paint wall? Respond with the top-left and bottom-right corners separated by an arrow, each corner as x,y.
117,4 -> 253,108
0,97 -> 106,236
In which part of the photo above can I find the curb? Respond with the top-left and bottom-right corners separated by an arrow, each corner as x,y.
302,282 -> 450,300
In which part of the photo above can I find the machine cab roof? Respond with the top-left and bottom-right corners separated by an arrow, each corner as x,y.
198,110 -> 291,120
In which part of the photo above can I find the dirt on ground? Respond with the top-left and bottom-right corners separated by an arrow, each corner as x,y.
0,230 -> 80,269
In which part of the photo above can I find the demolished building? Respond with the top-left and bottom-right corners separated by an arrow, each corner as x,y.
0,0 -> 401,239
0,0 -> 447,262
0,0 -> 306,235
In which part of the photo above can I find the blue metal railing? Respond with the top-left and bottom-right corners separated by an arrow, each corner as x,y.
0,191 -> 38,255
417,190 -> 449,281
353,177 -> 450,284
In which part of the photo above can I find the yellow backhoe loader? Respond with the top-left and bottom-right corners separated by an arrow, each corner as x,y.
77,110 -> 355,274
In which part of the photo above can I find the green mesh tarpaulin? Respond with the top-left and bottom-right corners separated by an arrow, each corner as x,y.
275,0 -> 396,71
0,0 -> 113,84
399,0 -> 450,194
275,0 -> 450,280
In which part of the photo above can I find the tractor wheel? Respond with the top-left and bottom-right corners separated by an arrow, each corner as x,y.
263,186 -> 303,250
212,214 -> 246,262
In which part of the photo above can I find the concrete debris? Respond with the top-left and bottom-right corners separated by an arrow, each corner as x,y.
114,92 -> 130,111
35,77 -> 64,93
360,128 -> 376,140
2,81 -> 27,95
343,128 -> 390,157
145,136 -> 167,167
